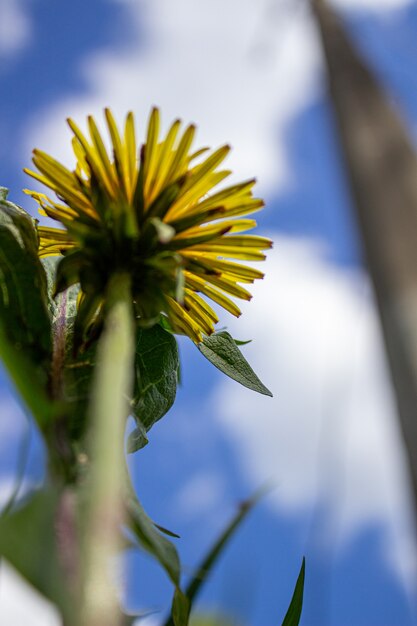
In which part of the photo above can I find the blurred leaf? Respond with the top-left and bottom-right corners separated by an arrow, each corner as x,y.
0,487 -> 69,619
163,490 -> 264,626
189,614 -> 236,626
132,323 -> 179,433
121,609 -> 159,625
0,188 -> 51,362
171,588 -> 190,626
281,558 -> 306,626
198,331 -> 272,396
0,189 -> 54,426
0,319 -> 54,428
126,491 -> 181,586
185,491 -> 263,607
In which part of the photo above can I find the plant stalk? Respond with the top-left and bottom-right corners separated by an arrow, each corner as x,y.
78,273 -> 135,626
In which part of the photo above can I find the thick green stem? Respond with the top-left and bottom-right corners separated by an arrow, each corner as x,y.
78,273 -> 135,626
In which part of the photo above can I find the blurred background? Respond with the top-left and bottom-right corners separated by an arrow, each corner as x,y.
1,0 -> 417,624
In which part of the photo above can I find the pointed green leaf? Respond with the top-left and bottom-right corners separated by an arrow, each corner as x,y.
281,558 -> 306,626
184,491 -> 263,607
163,490 -> 264,626
198,331 -> 272,396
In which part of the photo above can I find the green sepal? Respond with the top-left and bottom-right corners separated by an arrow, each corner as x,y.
132,146 -> 145,224
198,331 -> 272,396
167,206 -> 226,235
54,249 -> 87,296
145,175 -> 187,223
73,291 -> 102,355
166,225 -> 230,251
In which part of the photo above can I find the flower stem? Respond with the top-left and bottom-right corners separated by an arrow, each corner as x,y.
78,273 -> 135,626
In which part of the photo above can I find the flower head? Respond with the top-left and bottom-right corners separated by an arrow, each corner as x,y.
25,108 -> 271,344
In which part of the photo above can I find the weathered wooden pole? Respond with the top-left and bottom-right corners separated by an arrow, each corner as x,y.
311,0 -> 417,512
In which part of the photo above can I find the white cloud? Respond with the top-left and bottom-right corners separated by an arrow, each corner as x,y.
0,0 -> 32,58
23,0 -> 413,203
175,471 -> 226,520
24,0 -> 321,197
0,562 -> 59,626
212,235 -> 417,587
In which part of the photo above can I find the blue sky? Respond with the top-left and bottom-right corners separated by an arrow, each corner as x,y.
1,1 -> 417,624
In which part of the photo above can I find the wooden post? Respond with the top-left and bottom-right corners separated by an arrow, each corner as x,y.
311,0 -> 417,511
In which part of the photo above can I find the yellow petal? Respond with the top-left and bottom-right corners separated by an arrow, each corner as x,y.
143,107 -> 161,200
184,272 -> 242,317
104,108 -> 129,198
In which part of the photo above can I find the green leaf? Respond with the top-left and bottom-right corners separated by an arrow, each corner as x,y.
171,588 -> 190,626
0,190 -> 54,427
132,323 -> 179,433
185,491 -> 263,607
121,610 -> 159,625
42,260 -> 93,440
126,493 -> 181,586
281,558 -> 306,626
198,331 -> 272,396
0,487 -> 69,619
0,319 -> 54,428
44,258 -> 180,446
0,189 -> 51,361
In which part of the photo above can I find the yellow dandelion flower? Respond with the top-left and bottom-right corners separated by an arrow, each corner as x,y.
24,108 -> 271,345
